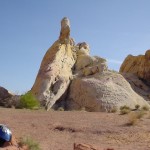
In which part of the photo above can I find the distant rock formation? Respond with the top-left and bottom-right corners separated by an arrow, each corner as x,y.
31,17 -> 150,111
0,86 -> 12,106
120,50 -> 150,81
120,50 -> 150,102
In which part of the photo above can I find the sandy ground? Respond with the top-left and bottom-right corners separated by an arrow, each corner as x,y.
0,108 -> 150,150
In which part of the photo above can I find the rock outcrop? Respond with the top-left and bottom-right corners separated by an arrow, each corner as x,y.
120,50 -> 150,102
74,42 -> 107,76
120,50 -> 150,81
31,17 -> 150,111
0,86 -> 12,106
66,71 -> 149,112
31,17 -> 76,110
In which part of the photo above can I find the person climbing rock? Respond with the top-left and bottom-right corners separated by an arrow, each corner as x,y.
0,124 -> 12,147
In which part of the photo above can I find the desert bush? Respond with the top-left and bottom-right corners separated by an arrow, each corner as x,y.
120,105 -> 131,115
19,137 -> 41,150
141,105 -> 149,111
135,104 -> 140,110
20,92 -> 40,109
110,107 -> 117,113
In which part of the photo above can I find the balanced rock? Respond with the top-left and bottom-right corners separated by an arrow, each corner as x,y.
31,18 -> 76,110
74,42 -> 107,76
120,50 -> 150,81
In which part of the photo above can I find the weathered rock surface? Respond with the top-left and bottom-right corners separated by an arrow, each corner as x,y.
0,86 -> 12,106
66,71 -> 149,112
120,50 -> 150,81
31,18 -> 76,110
74,42 -> 107,76
31,41 -> 75,110
120,50 -> 150,102
121,73 -> 150,102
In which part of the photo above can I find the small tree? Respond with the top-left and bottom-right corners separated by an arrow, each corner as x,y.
20,92 -> 40,109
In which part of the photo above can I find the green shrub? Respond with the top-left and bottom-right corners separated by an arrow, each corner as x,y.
20,92 -> 40,109
120,105 -> 131,115
111,107 -> 117,113
19,137 -> 41,150
135,104 -> 140,110
120,105 -> 130,110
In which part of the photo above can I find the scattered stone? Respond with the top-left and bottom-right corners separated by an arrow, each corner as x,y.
74,143 -> 114,150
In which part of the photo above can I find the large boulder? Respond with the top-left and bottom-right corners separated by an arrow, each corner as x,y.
66,71 -> 149,112
120,50 -> 150,81
31,18 -> 76,110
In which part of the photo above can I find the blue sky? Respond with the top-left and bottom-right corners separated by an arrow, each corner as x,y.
1,0 -> 150,93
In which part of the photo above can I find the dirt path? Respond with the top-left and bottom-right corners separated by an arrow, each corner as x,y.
0,108 -> 150,150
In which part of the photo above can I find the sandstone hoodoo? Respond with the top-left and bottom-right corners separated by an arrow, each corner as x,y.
31,17 -> 76,110
31,17 -> 150,111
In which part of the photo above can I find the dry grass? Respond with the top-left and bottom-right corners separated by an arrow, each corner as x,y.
141,105 -> 149,111
127,112 -> 138,126
19,137 -> 41,150
126,110 -> 146,126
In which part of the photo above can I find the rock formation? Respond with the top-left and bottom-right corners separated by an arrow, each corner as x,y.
0,86 -> 12,106
67,71 -> 149,112
120,50 -> 150,81
120,50 -> 150,102
31,17 -> 150,111
31,17 -> 76,110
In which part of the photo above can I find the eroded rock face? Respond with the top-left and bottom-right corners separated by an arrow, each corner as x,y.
31,18 -> 76,110
74,42 -> 108,76
67,71 -> 149,112
31,41 -> 75,110
120,50 -> 150,81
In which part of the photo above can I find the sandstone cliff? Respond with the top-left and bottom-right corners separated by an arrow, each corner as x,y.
31,17 -> 150,111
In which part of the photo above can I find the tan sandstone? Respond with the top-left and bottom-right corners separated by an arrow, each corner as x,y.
120,49 -> 150,81
67,71 -> 149,112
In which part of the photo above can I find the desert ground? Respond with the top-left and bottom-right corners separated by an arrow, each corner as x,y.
1,108 -> 150,150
